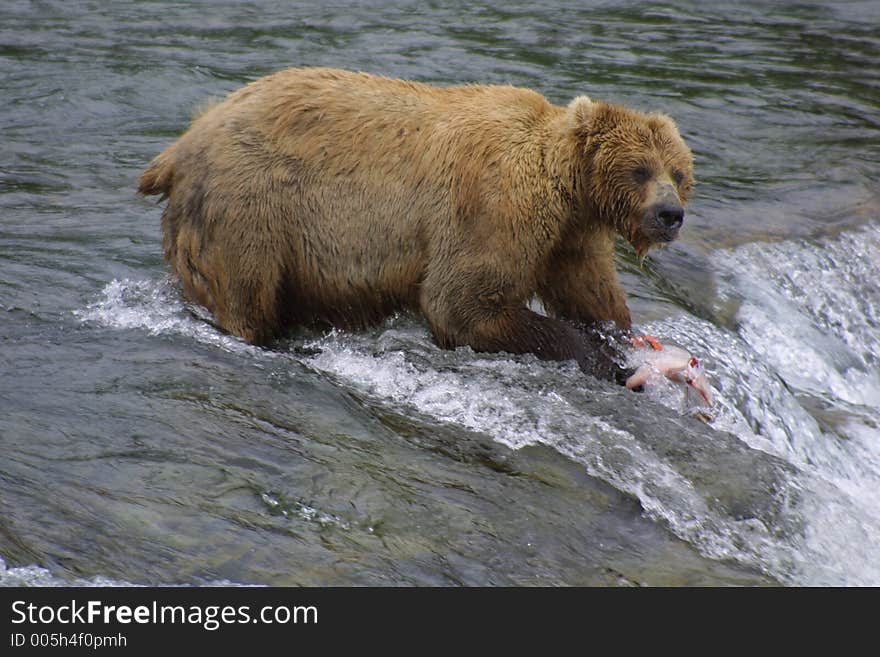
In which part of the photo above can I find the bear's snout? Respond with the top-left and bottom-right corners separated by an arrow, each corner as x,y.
655,202 -> 684,232
643,183 -> 685,243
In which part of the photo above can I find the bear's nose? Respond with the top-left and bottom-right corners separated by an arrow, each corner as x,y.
657,203 -> 684,231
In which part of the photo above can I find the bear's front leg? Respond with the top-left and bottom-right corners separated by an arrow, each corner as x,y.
538,230 -> 633,331
420,264 -> 630,384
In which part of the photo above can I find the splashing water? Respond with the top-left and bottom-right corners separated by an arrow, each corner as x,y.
76,277 -> 269,358
73,224 -> 880,585
0,557 -> 242,587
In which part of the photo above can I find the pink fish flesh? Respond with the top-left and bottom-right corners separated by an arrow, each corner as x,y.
625,343 -> 714,406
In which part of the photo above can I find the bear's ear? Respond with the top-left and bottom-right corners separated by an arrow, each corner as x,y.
566,95 -> 598,143
648,112 -> 681,136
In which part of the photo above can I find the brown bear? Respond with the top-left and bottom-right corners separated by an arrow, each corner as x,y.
139,67 -> 693,383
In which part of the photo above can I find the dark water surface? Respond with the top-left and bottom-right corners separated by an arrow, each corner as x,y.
2,1 -> 879,585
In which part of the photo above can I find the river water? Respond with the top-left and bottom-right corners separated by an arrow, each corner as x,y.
2,1 -> 878,586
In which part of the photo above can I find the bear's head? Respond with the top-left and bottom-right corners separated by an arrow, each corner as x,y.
568,96 -> 694,258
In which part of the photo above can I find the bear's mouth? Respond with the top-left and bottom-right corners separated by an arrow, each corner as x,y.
631,225 -> 677,263
634,238 -> 661,263
631,199 -> 685,260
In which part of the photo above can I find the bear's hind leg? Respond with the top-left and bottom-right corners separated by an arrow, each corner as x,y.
166,213 -> 287,346
215,273 -> 285,346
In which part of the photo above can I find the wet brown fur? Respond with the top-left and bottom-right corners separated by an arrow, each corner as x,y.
139,67 -> 693,372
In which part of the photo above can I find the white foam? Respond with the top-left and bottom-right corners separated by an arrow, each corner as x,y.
0,557 -> 130,587
260,492 -> 351,530
73,223 -> 880,584
75,277 -> 270,358
304,315 -> 880,584
707,227 -> 880,480
0,557 -> 249,588
705,225 -> 880,584
714,225 -> 880,407
302,327 -> 808,581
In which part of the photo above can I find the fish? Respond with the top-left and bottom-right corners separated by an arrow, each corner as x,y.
625,335 -> 714,411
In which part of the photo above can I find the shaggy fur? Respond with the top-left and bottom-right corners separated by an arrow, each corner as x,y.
139,67 -> 693,380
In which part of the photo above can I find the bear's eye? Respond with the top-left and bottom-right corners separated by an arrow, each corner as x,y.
672,169 -> 685,186
632,166 -> 652,184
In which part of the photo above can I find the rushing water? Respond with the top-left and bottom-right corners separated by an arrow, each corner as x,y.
2,1 -> 878,586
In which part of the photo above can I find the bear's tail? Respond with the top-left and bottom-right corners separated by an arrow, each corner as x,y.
138,149 -> 175,199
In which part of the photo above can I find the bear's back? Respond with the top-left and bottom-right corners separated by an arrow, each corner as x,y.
141,68 -> 568,343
